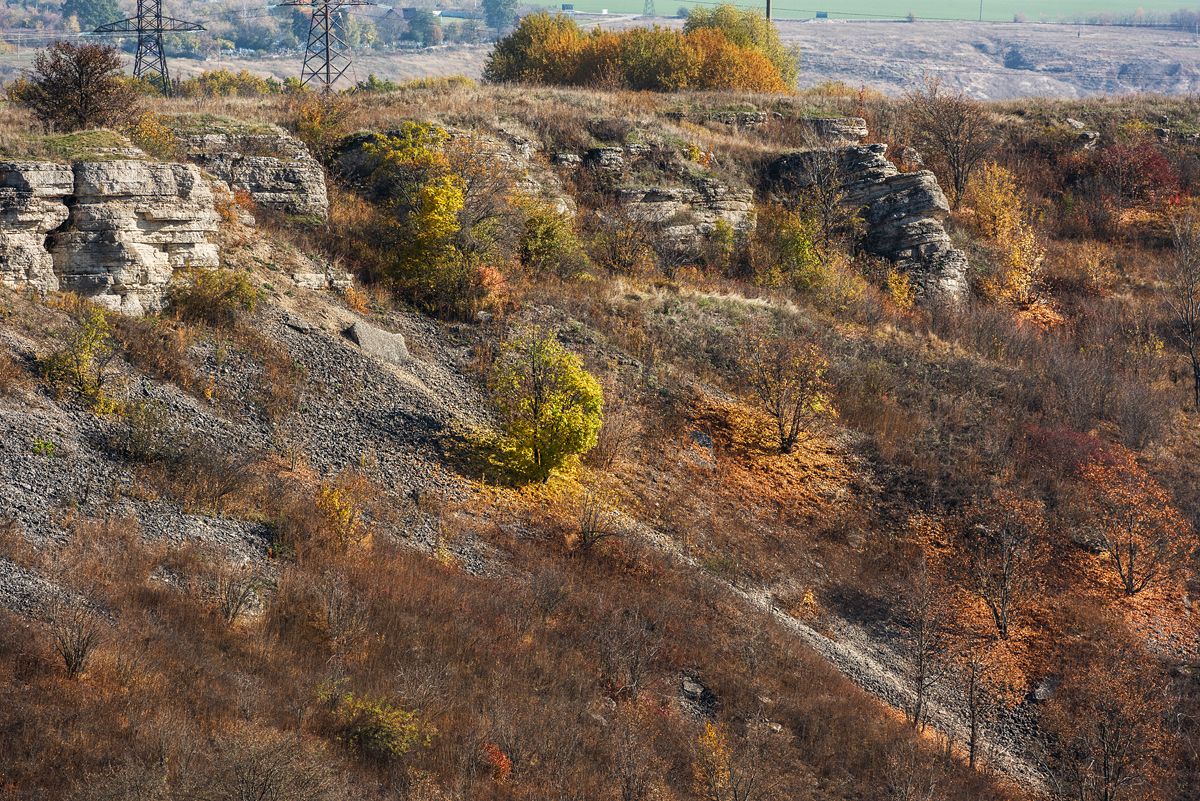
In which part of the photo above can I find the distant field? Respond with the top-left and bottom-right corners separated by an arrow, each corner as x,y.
550,0 -> 1200,24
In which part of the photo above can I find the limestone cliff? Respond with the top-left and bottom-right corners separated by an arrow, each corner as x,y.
0,159 -> 220,314
171,121 -> 329,221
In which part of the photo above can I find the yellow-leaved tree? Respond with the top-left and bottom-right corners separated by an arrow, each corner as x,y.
967,162 -> 1046,305
488,327 -> 603,482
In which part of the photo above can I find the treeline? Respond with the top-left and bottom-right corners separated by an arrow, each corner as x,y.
483,5 -> 798,93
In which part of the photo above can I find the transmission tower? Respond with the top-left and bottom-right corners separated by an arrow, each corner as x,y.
280,0 -> 374,93
94,0 -> 204,95
642,0 -> 655,17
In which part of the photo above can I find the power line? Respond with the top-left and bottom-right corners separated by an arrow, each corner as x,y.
94,0 -> 204,95
278,0 -> 374,93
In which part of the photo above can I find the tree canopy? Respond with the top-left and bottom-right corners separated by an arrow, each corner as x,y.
483,11 -> 791,93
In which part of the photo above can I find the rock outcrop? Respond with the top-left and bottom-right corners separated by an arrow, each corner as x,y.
614,180 -> 755,250
0,162 -> 73,292
173,122 -> 329,221
681,110 -> 868,146
0,159 -> 220,314
573,144 -> 755,255
766,144 -> 968,297
334,125 -> 575,217
799,117 -> 869,146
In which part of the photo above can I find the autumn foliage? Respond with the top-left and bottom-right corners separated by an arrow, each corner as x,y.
1078,445 -> 1192,597
483,11 -> 792,93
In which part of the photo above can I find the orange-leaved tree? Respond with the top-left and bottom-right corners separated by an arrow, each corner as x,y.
1079,445 -> 1191,596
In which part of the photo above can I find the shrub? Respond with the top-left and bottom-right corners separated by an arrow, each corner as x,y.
353,126 -> 511,318
51,604 -> 102,679
519,201 -> 589,278
488,327 -> 604,482
42,304 -> 118,408
316,474 -> 372,549
966,162 -> 1024,240
169,269 -> 259,328
749,203 -> 822,290
15,42 -> 138,131
332,693 -> 434,760
177,69 -> 283,98
967,163 -> 1046,306
741,318 -> 834,454
291,94 -> 353,160
114,400 -> 179,463
0,351 -> 29,396
128,111 -> 178,159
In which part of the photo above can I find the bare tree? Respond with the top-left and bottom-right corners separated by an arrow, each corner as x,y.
597,609 -> 660,701
51,603 -> 102,679
794,148 -> 863,250
1169,211 -> 1200,408
885,739 -> 943,801
741,318 -> 832,454
185,725 -> 338,801
612,707 -> 658,801
959,490 -> 1044,639
316,570 -> 369,659
899,562 -> 949,729
904,77 -> 995,209
693,720 -> 781,801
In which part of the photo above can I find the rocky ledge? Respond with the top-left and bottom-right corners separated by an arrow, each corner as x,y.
0,159 -> 219,315
173,122 -> 329,221
766,143 -> 969,297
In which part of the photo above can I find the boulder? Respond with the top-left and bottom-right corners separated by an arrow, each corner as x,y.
766,144 -> 968,297
679,673 -> 719,718
344,320 -> 410,366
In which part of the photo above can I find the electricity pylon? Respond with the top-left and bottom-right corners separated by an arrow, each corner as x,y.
94,0 -> 204,95
642,0 -> 655,17
280,0 -> 374,93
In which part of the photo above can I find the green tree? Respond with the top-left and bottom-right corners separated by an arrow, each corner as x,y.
489,328 -> 603,481
483,0 -> 518,31
684,4 -> 798,86
63,0 -> 120,30
407,9 -> 443,46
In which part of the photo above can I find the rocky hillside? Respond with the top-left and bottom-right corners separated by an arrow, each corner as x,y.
1,84 -> 1198,801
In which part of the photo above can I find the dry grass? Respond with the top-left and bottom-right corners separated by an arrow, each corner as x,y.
0,349 -> 30,396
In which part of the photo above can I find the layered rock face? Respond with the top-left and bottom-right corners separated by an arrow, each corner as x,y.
0,160 -> 220,315
574,144 -> 755,255
766,144 -> 968,297
174,124 -> 329,220
0,163 -> 72,292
